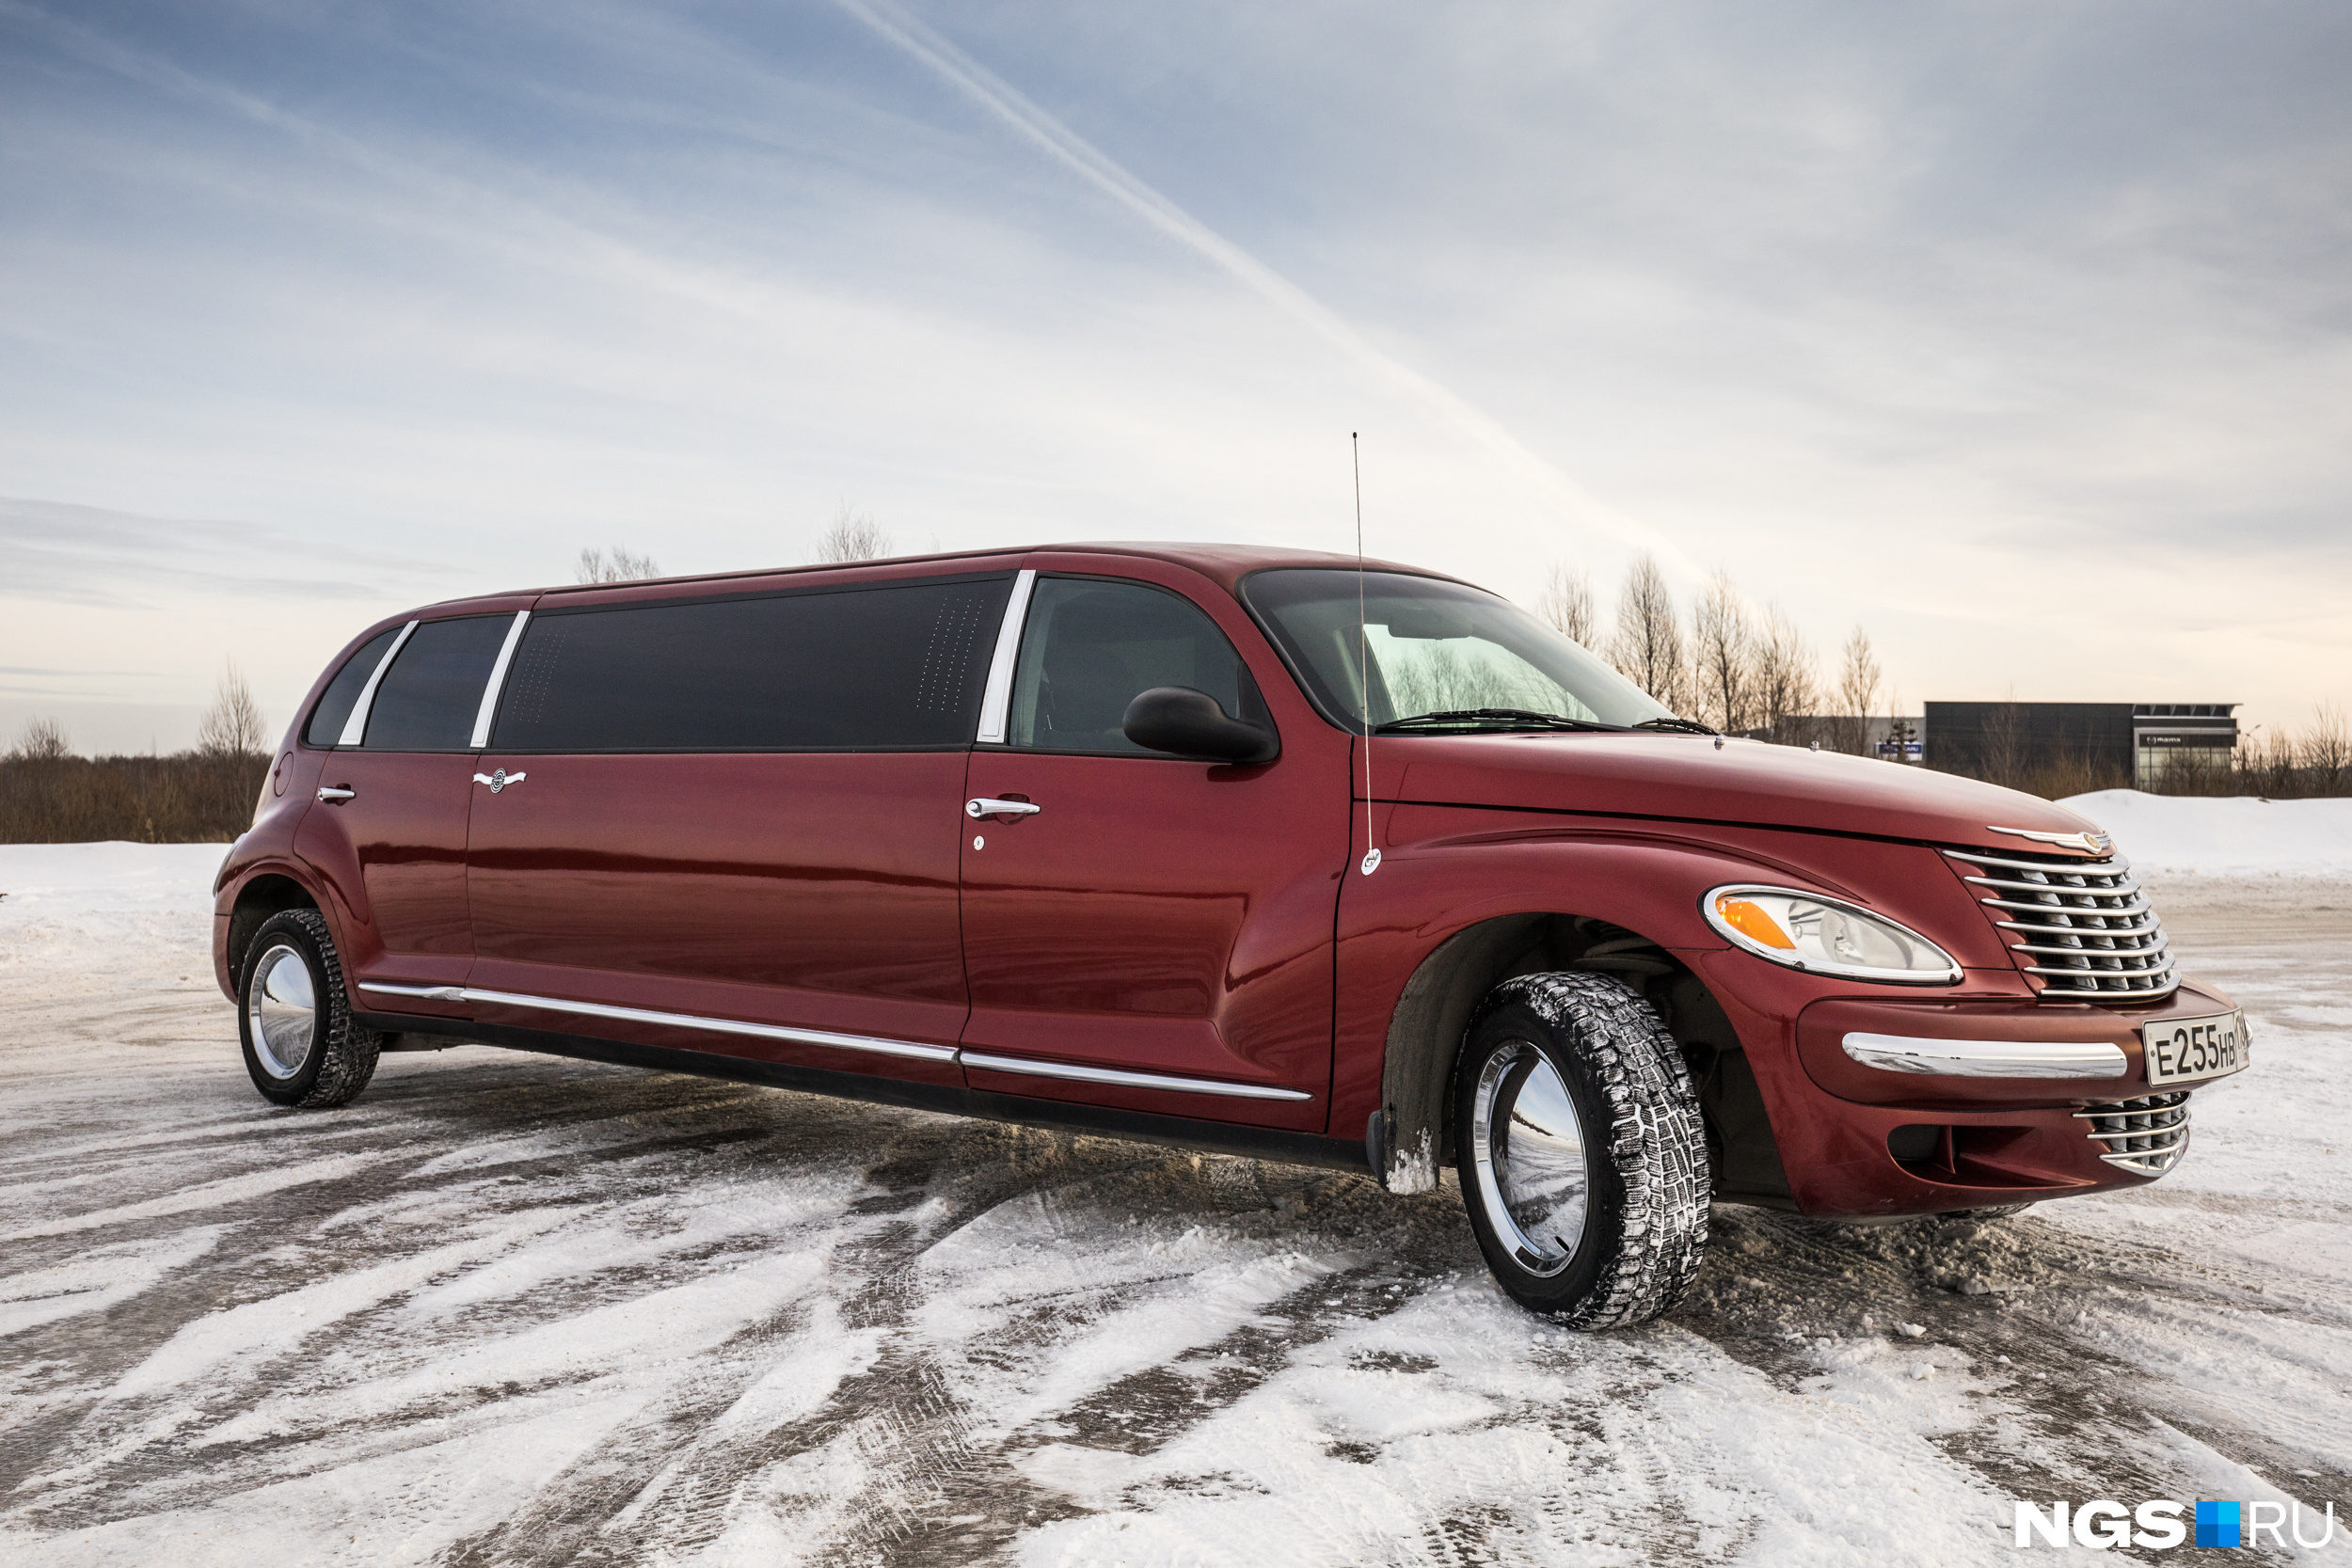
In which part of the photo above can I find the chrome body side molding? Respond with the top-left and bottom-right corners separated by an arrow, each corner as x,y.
356,982 -> 955,1063
469,610 -> 532,749
352,980 -> 1315,1099
336,620 -> 418,747
959,1050 -> 1314,1101
974,568 -> 1038,745
1841,1032 -> 2130,1079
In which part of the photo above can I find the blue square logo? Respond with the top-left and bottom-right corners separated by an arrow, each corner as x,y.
2196,1500 -> 2242,1548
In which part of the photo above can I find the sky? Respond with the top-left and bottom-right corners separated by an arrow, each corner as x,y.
3,0 -> 2347,753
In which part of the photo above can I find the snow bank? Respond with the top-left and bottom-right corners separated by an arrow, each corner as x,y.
0,842 -> 230,917
2058,790 -> 2352,876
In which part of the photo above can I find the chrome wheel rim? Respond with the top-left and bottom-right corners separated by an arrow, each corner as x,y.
247,944 -> 318,1080
1470,1040 -> 1591,1277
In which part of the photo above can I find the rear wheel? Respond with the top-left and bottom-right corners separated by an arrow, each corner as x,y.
238,909 -> 380,1108
1454,973 -> 1708,1329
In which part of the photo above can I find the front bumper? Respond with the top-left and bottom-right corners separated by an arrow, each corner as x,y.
1688,947 -> 2244,1217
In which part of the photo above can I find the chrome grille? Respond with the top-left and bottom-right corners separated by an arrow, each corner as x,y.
1944,848 -> 2180,1002
2074,1091 -> 2190,1176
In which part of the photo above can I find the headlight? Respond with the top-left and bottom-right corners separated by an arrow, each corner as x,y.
1702,885 -> 1961,984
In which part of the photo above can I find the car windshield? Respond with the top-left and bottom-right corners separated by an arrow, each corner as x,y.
1241,569 -> 1675,733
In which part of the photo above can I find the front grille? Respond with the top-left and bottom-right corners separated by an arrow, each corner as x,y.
1944,848 -> 2179,1002
2075,1091 -> 2190,1175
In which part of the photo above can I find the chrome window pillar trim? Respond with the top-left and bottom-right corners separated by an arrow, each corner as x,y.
959,1049 -> 1314,1101
337,621 -> 418,747
1841,1032 -> 2129,1079
469,610 -> 532,749
354,982 -> 958,1063
974,568 -> 1037,745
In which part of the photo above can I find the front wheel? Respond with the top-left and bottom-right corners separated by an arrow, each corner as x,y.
238,909 -> 381,1108
1454,973 -> 1708,1329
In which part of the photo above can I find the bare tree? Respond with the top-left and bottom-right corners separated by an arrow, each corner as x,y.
2302,702 -> 2350,796
1535,561 -> 1597,647
1689,570 -> 1756,736
9,717 -> 72,761
575,546 -> 662,583
1834,626 -> 1881,755
196,662 -> 268,759
815,504 -> 891,563
1610,553 -> 1687,712
1752,606 -> 1819,745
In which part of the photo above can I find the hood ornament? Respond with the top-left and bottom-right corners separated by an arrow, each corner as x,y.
1988,824 -> 2111,855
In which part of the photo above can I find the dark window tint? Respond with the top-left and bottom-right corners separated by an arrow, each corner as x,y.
305,627 -> 400,748
494,577 -> 1012,752
1008,578 -> 1260,754
362,616 -> 513,751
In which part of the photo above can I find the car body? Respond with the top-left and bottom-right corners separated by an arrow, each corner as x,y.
215,542 -> 2244,1290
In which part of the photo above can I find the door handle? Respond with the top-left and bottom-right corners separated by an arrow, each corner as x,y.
317,786 -> 356,803
966,798 -> 1041,819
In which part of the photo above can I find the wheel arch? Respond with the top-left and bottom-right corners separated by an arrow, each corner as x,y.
1370,910 -> 1790,1207
226,872 -> 323,990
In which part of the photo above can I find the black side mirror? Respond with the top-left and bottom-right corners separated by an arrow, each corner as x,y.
1121,687 -> 1279,764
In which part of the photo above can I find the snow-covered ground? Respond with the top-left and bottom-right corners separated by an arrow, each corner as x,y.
2,803 -> 2347,1565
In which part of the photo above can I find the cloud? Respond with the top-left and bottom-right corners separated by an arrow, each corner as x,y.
0,497 -> 445,609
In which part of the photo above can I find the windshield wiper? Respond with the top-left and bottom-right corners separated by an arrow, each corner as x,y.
1375,708 -> 1620,735
1629,716 -> 1718,736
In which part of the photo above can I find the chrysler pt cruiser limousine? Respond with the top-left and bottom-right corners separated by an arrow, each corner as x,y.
214,544 -> 2247,1327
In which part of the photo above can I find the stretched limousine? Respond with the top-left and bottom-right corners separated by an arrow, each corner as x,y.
215,544 -> 2244,1327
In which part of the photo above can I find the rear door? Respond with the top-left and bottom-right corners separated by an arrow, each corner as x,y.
462,571 -> 1012,1084
294,609 -> 529,1025
957,565 -> 1349,1132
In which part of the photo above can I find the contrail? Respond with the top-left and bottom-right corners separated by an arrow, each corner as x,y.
831,0 -> 1686,567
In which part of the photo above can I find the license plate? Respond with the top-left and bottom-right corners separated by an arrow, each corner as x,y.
2142,1011 -> 2248,1087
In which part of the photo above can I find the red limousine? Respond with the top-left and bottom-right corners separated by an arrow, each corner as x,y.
213,544 -> 2247,1327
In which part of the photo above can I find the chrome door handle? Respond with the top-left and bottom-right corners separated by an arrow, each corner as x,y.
966,798 -> 1041,818
317,786 -> 356,803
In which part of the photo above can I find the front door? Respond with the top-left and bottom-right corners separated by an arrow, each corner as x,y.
958,571 -> 1347,1132
463,571 -> 1013,1084
293,610 -> 523,1024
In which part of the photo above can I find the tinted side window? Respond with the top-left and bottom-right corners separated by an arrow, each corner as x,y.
362,616 -> 513,751
1009,578 -> 1259,754
494,577 -> 1012,752
304,627 -> 400,748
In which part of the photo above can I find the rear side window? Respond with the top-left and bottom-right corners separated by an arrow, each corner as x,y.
304,627 -> 400,747
362,616 -> 514,751
1008,578 -> 1261,754
493,577 -> 1013,752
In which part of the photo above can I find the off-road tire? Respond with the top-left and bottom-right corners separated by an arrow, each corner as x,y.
1454,972 -> 1708,1330
237,909 -> 381,1108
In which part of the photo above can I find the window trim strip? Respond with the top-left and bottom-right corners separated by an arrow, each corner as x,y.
974,568 -> 1037,745
469,610 -> 532,749
336,621 -> 418,747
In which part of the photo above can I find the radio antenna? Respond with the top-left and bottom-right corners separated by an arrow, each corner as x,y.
1355,433 -> 1379,876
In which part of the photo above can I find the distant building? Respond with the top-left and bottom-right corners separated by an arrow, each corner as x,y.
1923,702 -> 2237,788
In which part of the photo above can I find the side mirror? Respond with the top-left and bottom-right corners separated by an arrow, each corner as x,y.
1121,687 -> 1279,765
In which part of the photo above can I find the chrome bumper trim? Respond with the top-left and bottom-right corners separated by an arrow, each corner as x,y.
959,1050 -> 1314,1101
1841,1031 -> 2129,1078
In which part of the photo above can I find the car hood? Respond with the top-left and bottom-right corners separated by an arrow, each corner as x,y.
1384,733 -> 2100,852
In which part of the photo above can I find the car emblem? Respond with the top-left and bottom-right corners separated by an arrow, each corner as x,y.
1988,824 -> 2111,855
470,768 -> 527,794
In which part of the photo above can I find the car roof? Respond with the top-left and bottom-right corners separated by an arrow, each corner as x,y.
408,541 -> 1464,615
